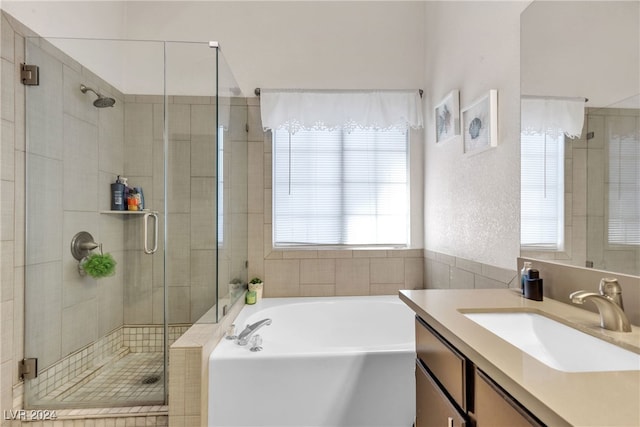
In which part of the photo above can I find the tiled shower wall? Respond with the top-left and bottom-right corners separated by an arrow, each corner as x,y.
121,94 -> 247,325
247,98 -> 425,295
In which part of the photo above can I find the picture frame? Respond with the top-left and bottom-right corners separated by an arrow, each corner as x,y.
434,90 -> 460,143
461,89 -> 498,154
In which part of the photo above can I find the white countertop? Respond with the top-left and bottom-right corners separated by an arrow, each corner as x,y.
399,288 -> 640,427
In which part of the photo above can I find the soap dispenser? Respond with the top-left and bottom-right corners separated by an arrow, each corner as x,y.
524,269 -> 543,301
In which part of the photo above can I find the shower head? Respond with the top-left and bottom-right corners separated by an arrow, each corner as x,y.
80,84 -> 116,108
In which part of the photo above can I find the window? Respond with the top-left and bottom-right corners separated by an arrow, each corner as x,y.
273,128 -> 409,247
520,130 -> 565,250
607,116 -> 640,246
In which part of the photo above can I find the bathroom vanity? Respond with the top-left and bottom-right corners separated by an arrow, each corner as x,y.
399,289 -> 640,427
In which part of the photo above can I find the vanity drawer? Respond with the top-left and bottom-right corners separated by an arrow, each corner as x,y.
415,316 -> 468,410
416,359 -> 468,427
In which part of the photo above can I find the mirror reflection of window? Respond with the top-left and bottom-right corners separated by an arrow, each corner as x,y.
520,96 -> 585,251
521,130 -> 565,250
607,115 -> 640,246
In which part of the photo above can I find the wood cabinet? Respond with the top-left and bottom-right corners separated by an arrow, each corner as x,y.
415,315 -> 544,427
416,360 -> 467,427
473,368 -> 544,427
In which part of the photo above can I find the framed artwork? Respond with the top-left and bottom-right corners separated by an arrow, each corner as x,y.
434,90 -> 460,143
461,89 -> 498,154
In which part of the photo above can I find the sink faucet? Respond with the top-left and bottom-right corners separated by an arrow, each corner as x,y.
237,318 -> 272,346
570,278 -> 631,332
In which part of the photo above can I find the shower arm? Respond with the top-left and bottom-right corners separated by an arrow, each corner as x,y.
80,84 -> 100,97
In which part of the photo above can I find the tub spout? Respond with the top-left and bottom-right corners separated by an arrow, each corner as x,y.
237,318 -> 272,346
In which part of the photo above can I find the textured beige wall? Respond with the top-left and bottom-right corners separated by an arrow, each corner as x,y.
422,1 -> 527,271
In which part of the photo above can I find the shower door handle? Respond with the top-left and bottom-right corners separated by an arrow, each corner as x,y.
143,212 -> 158,254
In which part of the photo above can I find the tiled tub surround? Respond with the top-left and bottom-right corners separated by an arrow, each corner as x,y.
26,325 -> 188,408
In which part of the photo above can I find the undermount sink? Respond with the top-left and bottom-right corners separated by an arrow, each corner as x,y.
463,311 -> 640,372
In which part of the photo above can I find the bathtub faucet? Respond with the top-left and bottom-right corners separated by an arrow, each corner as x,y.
237,318 -> 272,346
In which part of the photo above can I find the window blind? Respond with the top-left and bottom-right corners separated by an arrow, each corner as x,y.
608,115 -> 640,246
273,128 -> 409,247
520,131 -> 565,250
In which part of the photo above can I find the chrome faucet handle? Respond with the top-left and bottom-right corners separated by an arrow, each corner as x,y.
249,334 -> 263,352
599,278 -> 624,309
225,324 -> 237,340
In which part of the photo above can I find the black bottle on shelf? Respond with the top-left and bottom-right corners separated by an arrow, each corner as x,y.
110,176 -> 126,211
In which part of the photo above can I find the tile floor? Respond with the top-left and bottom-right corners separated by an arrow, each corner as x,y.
41,352 -> 165,406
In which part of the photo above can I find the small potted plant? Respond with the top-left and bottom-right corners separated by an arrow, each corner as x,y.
248,277 -> 264,301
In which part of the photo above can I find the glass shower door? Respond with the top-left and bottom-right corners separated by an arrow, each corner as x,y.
22,36 -> 169,409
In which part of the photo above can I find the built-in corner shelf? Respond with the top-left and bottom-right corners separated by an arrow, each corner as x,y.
99,210 -> 159,215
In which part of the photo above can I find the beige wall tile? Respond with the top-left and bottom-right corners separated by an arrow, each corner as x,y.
474,275 -> 507,289
25,261 -> 63,369
300,284 -> 335,297
0,180 -> 14,242
450,267 -> 475,290
282,250 -> 317,259
353,250 -> 387,258
300,259 -> 335,284
1,241 -> 14,302
317,250 -> 352,259
335,258 -> 370,296
370,283 -> 405,295
1,119 -> 14,182
370,258 -> 404,284
404,257 -> 424,289
264,259 -> 300,297
455,257 -> 482,275
428,259 -> 450,289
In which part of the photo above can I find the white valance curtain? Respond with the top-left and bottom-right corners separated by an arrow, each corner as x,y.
260,89 -> 424,133
521,96 -> 585,138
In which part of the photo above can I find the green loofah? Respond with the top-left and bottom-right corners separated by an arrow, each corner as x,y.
83,253 -> 117,278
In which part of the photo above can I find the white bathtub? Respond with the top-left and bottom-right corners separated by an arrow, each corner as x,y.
209,295 -> 416,427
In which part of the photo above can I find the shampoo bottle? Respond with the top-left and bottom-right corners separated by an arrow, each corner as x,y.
134,187 -> 144,210
111,176 -> 126,211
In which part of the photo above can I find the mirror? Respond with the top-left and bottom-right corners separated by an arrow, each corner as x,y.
520,1 -> 640,276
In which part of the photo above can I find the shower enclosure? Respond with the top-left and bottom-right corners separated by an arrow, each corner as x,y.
22,36 -> 247,409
